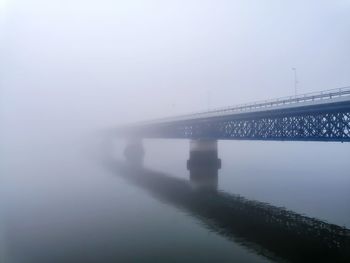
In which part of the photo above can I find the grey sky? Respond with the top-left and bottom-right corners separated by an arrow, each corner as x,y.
1,0 -> 350,129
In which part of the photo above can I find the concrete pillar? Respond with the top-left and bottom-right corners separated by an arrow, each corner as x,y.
187,139 -> 221,191
124,139 -> 144,166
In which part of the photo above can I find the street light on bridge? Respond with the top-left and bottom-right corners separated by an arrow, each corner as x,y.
292,67 -> 298,96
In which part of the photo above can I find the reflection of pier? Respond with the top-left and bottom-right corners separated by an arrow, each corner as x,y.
104,142 -> 350,263
187,140 -> 221,192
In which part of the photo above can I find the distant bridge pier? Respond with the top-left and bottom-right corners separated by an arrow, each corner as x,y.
124,138 -> 144,166
187,139 -> 221,191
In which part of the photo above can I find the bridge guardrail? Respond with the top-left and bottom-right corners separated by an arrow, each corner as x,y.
141,86 -> 350,125
208,86 -> 350,114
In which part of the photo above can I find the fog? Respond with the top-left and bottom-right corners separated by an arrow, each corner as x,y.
2,0 -> 350,130
1,1 -> 350,262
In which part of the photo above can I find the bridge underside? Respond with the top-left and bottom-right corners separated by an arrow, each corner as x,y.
125,101 -> 350,142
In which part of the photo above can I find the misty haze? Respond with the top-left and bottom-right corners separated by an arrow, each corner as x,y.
1,1 -> 350,262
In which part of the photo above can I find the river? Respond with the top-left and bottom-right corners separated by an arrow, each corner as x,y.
1,133 -> 350,262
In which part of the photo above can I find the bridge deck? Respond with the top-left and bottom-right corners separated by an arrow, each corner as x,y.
123,87 -> 350,142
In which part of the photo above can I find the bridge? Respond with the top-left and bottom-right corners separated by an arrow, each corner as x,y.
108,88 -> 350,262
118,87 -> 350,184
120,87 -> 350,142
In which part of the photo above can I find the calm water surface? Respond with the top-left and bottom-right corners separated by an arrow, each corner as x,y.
1,134 -> 350,263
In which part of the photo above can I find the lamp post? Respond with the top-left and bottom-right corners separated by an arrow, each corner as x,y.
292,67 -> 298,96
207,89 -> 211,111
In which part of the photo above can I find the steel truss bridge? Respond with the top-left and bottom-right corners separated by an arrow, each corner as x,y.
121,87 -> 350,142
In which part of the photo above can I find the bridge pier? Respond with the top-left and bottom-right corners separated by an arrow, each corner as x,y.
123,139 -> 144,166
187,140 -> 221,191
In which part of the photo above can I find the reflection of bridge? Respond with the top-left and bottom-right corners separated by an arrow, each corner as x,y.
120,87 -> 350,142
103,146 -> 350,263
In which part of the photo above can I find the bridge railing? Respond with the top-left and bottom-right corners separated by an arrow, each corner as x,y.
141,86 -> 350,125
204,86 -> 350,114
